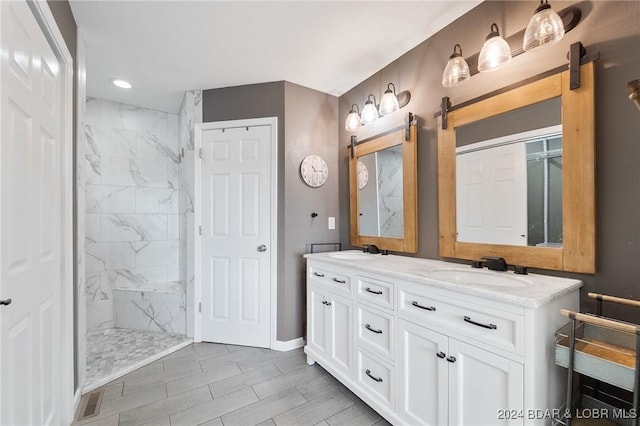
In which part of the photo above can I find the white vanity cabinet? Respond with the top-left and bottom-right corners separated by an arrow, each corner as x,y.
304,253 -> 581,426
307,263 -> 354,379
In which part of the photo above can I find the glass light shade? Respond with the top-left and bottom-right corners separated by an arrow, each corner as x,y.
379,90 -> 399,115
442,55 -> 470,87
523,5 -> 565,51
478,34 -> 512,72
360,101 -> 379,125
345,111 -> 362,131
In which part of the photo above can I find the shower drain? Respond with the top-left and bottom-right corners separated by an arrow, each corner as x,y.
77,389 -> 104,420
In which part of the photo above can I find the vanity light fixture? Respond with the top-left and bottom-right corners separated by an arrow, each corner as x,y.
112,79 -> 132,89
360,94 -> 379,125
523,0 -> 565,51
478,23 -> 512,73
378,83 -> 400,115
442,44 -> 471,87
345,104 -> 362,131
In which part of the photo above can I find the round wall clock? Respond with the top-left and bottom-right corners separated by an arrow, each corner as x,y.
357,160 -> 369,190
300,154 -> 329,187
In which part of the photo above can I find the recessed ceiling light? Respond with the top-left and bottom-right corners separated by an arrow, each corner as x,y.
112,79 -> 132,89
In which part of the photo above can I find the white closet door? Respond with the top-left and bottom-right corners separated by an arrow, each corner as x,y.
200,124 -> 273,347
0,1 -> 64,424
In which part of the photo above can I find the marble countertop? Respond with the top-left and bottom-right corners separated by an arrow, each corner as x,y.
304,251 -> 583,309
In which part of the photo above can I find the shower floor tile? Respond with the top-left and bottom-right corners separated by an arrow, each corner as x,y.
85,328 -> 191,393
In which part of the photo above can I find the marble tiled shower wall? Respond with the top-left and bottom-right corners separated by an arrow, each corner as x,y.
178,90 -> 202,337
85,98 -> 182,332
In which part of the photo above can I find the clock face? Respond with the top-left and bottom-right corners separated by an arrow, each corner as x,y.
300,155 -> 329,187
357,160 -> 369,190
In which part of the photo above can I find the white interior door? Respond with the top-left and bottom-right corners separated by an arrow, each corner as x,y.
456,142 -> 527,246
199,123 -> 274,347
0,1 -> 66,424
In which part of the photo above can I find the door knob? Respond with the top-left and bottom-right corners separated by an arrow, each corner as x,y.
257,244 -> 267,252
0,298 -> 12,306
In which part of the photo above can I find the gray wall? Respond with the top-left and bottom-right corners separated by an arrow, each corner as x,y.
339,0 -> 640,324
202,81 -> 339,341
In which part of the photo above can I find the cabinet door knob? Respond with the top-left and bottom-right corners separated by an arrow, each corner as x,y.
365,369 -> 383,383
365,323 -> 383,334
436,351 -> 446,359
257,244 -> 267,252
446,356 -> 457,363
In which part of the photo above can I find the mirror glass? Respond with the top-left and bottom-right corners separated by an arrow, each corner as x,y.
455,98 -> 562,247
437,62 -> 596,273
358,145 -> 404,238
350,124 -> 417,253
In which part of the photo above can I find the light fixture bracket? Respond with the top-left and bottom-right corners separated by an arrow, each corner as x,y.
535,1 -> 551,14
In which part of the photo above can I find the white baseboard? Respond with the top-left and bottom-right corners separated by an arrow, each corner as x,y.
271,337 -> 305,352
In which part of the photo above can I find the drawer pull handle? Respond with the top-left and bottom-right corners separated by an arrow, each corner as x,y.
365,369 -> 383,383
446,356 -> 457,363
313,272 -> 325,277
436,351 -> 446,359
321,300 -> 327,305
412,301 -> 436,311
332,278 -> 346,284
464,316 -> 497,330
365,323 -> 383,334
325,301 -> 332,306
365,287 -> 383,295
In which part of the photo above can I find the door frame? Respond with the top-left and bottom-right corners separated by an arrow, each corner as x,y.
0,0 -> 74,422
194,117 -> 278,348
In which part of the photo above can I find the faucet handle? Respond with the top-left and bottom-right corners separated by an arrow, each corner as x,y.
481,256 -> 508,272
367,244 -> 381,254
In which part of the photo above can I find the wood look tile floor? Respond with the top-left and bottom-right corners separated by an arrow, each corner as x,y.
74,343 -> 391,426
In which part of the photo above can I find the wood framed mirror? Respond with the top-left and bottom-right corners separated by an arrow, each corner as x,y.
438,62 -> 595,273
350,123 -> 418,253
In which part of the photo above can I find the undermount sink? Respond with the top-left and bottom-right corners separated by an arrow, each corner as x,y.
328,252 -> 376,260
421,269 -> 531,287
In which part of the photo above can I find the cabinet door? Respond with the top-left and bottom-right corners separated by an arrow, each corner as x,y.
308,286 -> 328,356
398,319 -> 449,426
448,340 -> 524,426
327,292 -> 353,377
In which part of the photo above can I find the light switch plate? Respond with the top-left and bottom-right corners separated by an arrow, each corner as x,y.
328,217 -> 335,230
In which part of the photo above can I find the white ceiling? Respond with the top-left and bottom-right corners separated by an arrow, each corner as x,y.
70,1 -> 482,113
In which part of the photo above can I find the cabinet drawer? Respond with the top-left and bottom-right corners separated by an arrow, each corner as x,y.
356,276 -> 394,310
356,349 -> 394,409
309,264 -> 351,295
398,286 -> 524,355
356,304 -> 394,360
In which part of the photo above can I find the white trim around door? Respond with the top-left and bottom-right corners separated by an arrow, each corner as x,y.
194,117 -> 278,349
